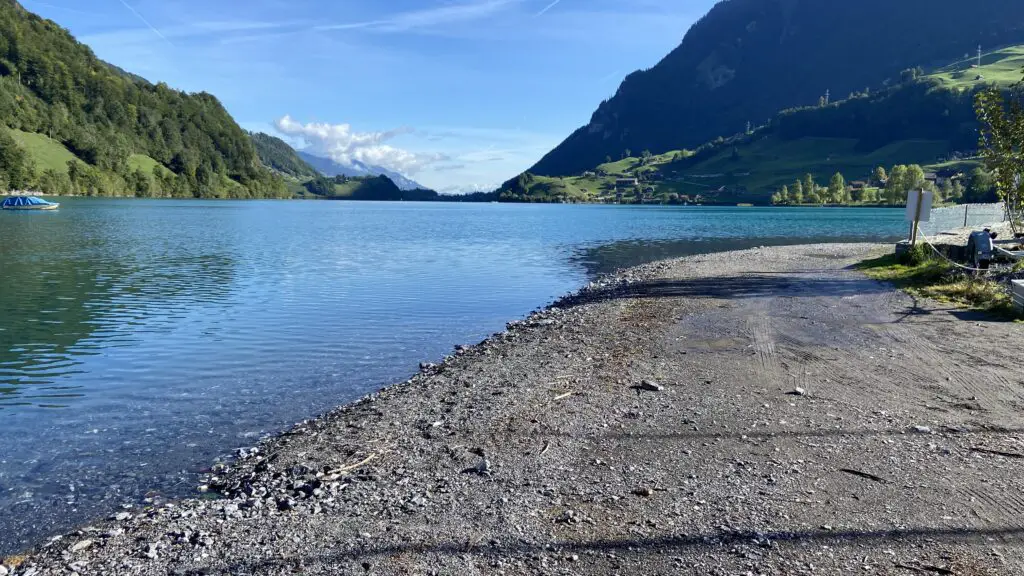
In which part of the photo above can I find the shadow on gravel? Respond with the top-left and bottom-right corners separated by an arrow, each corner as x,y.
566,274 -> 890,306
533,426 -> 1024,443
195,526 -> 1024,574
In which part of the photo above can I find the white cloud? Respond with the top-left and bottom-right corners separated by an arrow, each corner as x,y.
274,115 -> 447,175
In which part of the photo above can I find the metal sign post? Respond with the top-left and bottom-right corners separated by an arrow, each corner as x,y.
905,189 -> 933,246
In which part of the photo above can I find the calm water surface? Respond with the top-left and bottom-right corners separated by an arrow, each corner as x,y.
0,199 -> 908,552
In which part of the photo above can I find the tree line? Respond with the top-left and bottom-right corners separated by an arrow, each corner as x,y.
771,164 -> 996,206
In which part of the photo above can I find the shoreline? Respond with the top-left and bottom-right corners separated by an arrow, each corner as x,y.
10,242 -> 1024,575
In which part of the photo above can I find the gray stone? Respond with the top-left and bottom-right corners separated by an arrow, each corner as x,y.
70,539 -> 94,553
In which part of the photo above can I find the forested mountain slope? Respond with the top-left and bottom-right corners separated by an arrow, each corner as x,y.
250,132 -> 319,179
499,49 -> 1023,205
529,0 -> 1024,176
0,0 -> 286,198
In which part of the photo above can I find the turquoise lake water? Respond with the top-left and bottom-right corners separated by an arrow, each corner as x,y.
0,199 -> 917,552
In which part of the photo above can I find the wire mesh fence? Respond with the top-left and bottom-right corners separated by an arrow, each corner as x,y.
920,203 -> 1005,236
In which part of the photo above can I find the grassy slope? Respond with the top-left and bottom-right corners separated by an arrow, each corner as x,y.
929,45 -> 1024,89
10,129 -> 167,187
9,129 -> 78,173
517,46 -> 1024,204
858,252 -> 1023,320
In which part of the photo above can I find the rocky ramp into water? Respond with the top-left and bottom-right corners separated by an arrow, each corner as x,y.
10,243 -> 1024,575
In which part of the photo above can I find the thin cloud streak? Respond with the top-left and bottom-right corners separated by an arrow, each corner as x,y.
315,0 -> 519,34
536,0 -> 562,17
25,0 -> 107,16
115,0 -> 172,45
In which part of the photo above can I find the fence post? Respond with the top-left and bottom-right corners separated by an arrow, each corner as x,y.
910,189 -> 925,246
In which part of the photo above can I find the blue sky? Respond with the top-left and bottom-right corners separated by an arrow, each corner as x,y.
24,0 -> 716,192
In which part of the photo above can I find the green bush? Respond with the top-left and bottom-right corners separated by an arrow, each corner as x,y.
897,243 -> 930,266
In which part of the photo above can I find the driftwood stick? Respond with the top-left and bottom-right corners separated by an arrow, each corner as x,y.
971,446 -> 1024,459
839,468 -> 887,483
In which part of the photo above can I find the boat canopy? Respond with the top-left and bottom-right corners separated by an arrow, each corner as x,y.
2,196 -> 56,207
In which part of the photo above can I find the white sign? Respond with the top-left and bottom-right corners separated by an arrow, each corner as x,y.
905,190 -> 934,222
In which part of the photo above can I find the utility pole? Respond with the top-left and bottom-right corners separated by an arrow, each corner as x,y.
825,89 -> 830,105
978,45 -> 982,68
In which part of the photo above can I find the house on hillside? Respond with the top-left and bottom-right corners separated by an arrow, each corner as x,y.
936,168 -> 964,183
615,178 -> 639,190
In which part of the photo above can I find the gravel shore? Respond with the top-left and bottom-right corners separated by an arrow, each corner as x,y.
9,243 -> 1024,576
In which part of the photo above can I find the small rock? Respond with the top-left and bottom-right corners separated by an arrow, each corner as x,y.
476,457 -> 491,475
0,565 -> 8,576
638,380 -> 664,392
70,539 -> 94,553
277,498 -> 296,511
142,543 -> 158,560
633,486 -> 654,497
913,426 -> 933,434
556,510 -> 578,524
789,387 -> 807,396
114,511 -> 132,521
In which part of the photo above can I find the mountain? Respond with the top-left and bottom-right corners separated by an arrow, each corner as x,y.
530,0 -> 1024,177
299,173 -> 470,202
296,151 -> 428,191
0,0 -> 286,198
500,45 -> 1024,205
250,132 -> 319,179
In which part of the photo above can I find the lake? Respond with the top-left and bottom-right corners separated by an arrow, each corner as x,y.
0,199 -> 918,552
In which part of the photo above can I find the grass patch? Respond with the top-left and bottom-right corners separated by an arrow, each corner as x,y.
9,129 -> 79,173
858,252 -> 1021,319
128,153 -> 167,177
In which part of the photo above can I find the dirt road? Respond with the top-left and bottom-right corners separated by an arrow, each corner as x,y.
13,243 -> 1024,575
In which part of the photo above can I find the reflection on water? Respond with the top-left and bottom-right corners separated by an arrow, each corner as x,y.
0,200 -> 908,554
0,249 -> 235,408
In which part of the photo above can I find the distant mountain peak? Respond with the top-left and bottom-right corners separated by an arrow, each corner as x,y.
295,151 -> 428,191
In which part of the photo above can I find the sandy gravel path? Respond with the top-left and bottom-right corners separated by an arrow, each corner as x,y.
11,243 -> 1024,576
